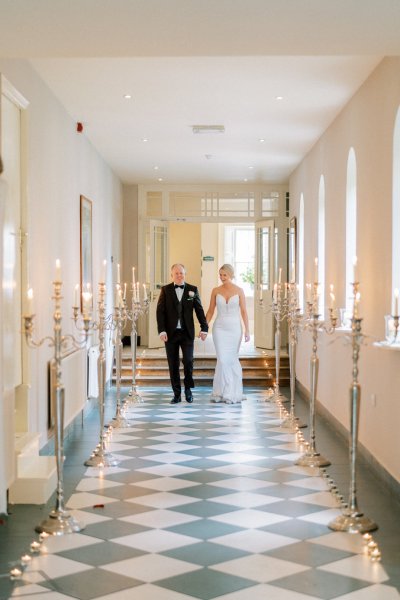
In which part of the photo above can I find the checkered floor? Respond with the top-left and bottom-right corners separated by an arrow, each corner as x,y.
3,388 -> 400,600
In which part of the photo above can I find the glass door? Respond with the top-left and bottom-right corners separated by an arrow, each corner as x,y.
254,219 -> 275,349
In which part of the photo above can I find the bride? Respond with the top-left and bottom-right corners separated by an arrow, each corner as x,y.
205,264 -> 250,404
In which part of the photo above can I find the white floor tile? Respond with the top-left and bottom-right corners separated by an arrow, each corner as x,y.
331,584 -> 400,599
210,452 -> 268,463
11,584 -> 73,599
25,554 -> 91,580
144,452 -> 200,463
70,509 -> 112,525
133,477 -> 200,491
210,529 -> 298,553
76,478 -> 123,492
210,509 -> 290,529
215,582 -> 321,599
211,553 -> 309,582
210,491 -> 280,508
136,464 -> 199,476
208,477 -> 276,491
111,529 -> 199,552
208,464 -> 270,476
145,442 -> 200,452
319,554 -> 389,583
298,508 -> 343,525
292,491 -> 340,507
40,532 -> 101,553
101,553 -> 201,582
127,491 -> 199,508
119,508 -> 200,528
309,531 -> 366,554
93,583 -> 197,600
285,477 -> 330,491
66,492 -> 118,509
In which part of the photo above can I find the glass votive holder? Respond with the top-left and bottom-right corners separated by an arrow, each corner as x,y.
30,541 -> 41,553
384,315 -> 399,343
20,554 -> 32,566
10,567 -> 23,580
370,547 -> 382,562
339,308 -> 352,329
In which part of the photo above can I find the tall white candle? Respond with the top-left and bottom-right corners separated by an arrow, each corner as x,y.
278,267 -> 282,284
394,288 -> 399,316
74,284 -> 80,307
101,260 -> 107,283
273,283 -> 277,302
123,282 -> 127,300
115,285 -> 120,308
259,283 -> 263,301
132,266 -> 136,286
329,284 -> 336,310
143,283 -> 147,301
136,281 -> 140,302
314,257 -> 318,284
352,256 -> 358,282
117,263 -> 121,284
306,283 -> 312,304
291,261 -> 295,283
27,288 -> 34,314
55,259 -> 61,281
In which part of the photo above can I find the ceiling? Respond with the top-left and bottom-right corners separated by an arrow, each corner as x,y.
1,0 -> 400,185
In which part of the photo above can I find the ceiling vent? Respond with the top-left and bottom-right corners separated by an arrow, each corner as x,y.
192,125 -> 225,134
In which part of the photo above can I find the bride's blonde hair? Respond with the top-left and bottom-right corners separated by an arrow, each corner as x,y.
219,263 -> 235,279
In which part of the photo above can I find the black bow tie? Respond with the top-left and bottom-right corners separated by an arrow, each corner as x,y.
174,284 -> 184,289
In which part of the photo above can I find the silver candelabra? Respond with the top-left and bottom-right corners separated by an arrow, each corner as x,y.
329,281 -> 378,533
73,281 -> 119,467
23,277 -> 85,535
281,283 -> 307,431
295,282 -> 337,468
124,285 -> 150,403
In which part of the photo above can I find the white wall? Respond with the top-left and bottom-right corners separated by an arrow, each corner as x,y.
0,58 -> 123,457
290,57 -> 400,484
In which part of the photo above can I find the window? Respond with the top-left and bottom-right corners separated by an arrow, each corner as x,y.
318,176 -> 325,317
392,107 -> 400,300
224,225 -> 255,296
346,148 -> 357,311
298,194 -> 305,310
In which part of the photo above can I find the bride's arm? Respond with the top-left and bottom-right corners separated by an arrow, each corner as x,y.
205,288 -> 217,324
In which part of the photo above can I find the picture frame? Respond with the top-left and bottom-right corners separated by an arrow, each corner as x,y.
288,216 -> 297,283
80,195 -> 93,311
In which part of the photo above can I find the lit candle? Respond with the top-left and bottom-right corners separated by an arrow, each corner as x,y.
352,256 -> 358,282
329,284 -> 336,310
27,288 -> 34,315
101,260 -> 107,283
20,554 -> 32,565
259,283 -> 263,301
306,283 -> 312,304
132,266 -> 136,286
273,283 -> 278,302
314,257 -> 318,284
354,291 -> 361,317
55,259 -> 61,281
278,267 -> 282,284
115,285 -> 120,308
136,281 -> 140,302
291,261 -> 295,283
123,282 -> 127,300
74,284 -> 80,307
117,263 -> 121,284
142,283 -> 147,301
10,567 -> 22,579
82,290 -> 92,315
394,288 -> 399,316
30,540 -> 41,553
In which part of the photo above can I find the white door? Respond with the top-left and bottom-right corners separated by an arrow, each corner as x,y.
254,219 -> 275,349
147,220 -> 169,348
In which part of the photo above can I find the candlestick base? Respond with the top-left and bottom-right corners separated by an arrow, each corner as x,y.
328,509 -> 377,534
280,414 -> 307,431
109,413 -> 134,428
295,449 -> 331,468
126,386 -> 144,403
84,449 -> 119,468
35,510 -> 84,536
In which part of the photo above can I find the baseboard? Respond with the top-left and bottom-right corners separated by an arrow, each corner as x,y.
296,378 -> 400,501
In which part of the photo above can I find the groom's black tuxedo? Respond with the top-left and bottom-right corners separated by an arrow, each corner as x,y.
156,282 -> 208,399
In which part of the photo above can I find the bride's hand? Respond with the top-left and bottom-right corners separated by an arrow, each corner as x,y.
244,333 -> 250,342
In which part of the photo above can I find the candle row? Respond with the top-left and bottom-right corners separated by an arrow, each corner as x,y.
25,259 -> 148,315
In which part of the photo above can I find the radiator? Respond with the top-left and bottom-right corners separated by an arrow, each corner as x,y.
48,348 -> 87,429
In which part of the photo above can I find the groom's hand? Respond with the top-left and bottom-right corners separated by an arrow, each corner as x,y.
160,333 -> 168,342
199,332 -> 207,341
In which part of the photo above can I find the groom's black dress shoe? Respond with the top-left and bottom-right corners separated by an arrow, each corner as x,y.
170,396 -> 181,404
185,389 -> 193,403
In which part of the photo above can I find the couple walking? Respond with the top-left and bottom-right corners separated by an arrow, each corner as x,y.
156,263 -> 250,404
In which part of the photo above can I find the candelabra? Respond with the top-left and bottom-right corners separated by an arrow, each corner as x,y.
23,278 -> 85,535
295,283 -> 337,468
124,285 -> 150,403
108,299 -> 134,428
281,283 -> 307,431
74,282 -> 119,467
267,281 -> 289,403
329,282 -> 378,533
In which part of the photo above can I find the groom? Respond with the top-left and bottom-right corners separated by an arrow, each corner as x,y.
156,263 -> 208,404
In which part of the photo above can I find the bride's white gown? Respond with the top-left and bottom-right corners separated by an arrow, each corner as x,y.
212,294 -> 244,403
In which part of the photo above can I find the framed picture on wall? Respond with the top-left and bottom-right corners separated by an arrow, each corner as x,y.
80,195 -> 93,311
288,216 -> 297,283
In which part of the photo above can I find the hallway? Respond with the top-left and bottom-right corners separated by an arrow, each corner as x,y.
1,386 -> 399,599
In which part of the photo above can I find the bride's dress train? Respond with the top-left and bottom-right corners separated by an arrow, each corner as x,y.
211,294 -> 245,404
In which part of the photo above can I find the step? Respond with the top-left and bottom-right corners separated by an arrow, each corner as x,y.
9,455 -> 57,505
